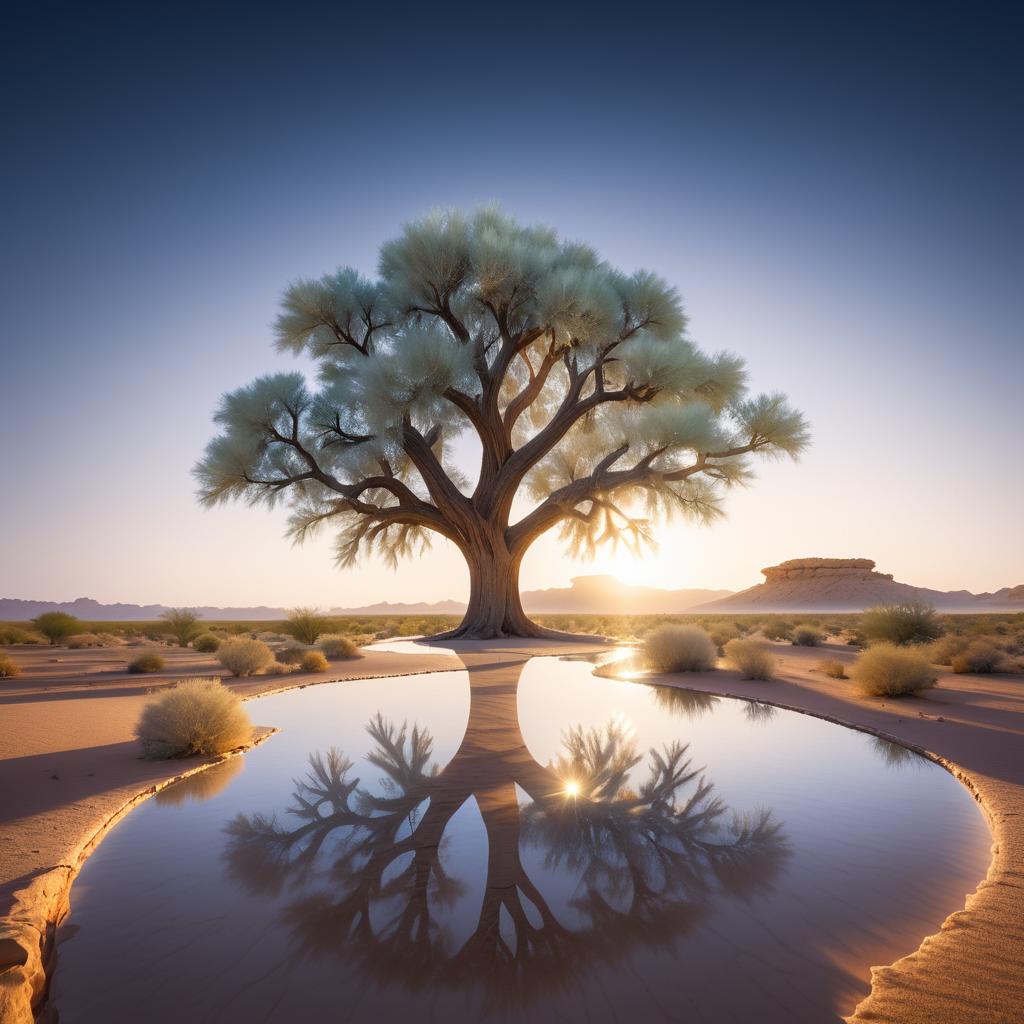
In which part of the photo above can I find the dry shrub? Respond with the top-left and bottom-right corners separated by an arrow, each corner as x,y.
285,607 -> 328,645
951,641 -> 1003,674
791,624 -> 823,647
67,633 -> 101,648
319,634 -> 362,659
0,625 -> 43,645
300,650 -> 329,672
217,638 -> 274,677
643,625 -> 716,673
0,654 -> 21,678
819,659 -> 847,679
276,645 -> 308,665
134,678 -> 251,758
860,602 -> 942,645
761,621 -> 793,642
724,638 -> 775,680
128,652 -> 165,673
192,633 -> 221,653
853,644 -> 938,697
927,634 -> 971,665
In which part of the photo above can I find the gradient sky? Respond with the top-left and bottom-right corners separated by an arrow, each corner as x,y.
2,3 -> 1021,607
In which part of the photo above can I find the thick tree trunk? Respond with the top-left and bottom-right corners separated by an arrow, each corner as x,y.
444,535 -> 543,639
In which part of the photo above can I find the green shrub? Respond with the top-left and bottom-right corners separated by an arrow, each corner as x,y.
819,659 -> 847,679
860,602 -> 943,645
128,652 -> 165,673
724,638 -> 775,680
300,650 -> 329,672
217,638 -> 274,677
852,644 -> 938,697
643,625 -> 716,673
0,654 -> 21,678
319,634 -> 362,659
285,607 -> 327,645
31,612 -> 82,645
161,608 -> 203,647
951,641 -> 1002,674
192,633 -> 221,653
134,678 -> 251,758
791,624 -> 823,646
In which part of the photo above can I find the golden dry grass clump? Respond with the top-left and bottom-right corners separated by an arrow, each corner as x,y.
0,654 -> 21,678
191,632 -> 221,653
852,643 -> 938,697
791,624 -> 823,646
951,641 -> 1003,674
217,637 -> 274,677
128,651 -> 165,673
300,650 -> 329,672
818,658 -> 847,679
276,645 -> 308,665
724,638 -> 776,680
134,678 -> 252,758
319,634 -> 362,659
643,625 -> 716,673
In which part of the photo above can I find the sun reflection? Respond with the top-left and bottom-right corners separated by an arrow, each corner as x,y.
563,780 -> 580,798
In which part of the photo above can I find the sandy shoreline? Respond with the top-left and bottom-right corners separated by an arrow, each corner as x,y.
1,639 -> 1022,1023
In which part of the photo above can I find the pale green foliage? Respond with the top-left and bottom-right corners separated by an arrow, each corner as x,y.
192,632 -> 221,653
319,634 -> 362,659
724,638 -> 776,680
300,650 -> 329,672
853,644 -> 938,697
196,208 -> 808,592
135,678 -> 252,758
217,638 -> 274,677
643,625 -> 717,673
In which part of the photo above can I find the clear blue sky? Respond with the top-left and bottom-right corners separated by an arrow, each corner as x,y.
2,3 -> 1021,606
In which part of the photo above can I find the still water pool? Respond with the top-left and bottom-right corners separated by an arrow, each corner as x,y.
49,652 -> 990,1023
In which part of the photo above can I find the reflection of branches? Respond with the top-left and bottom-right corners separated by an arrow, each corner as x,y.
649,685 -> 720,719
223,691 -> 788,1015
870,736 -> 921,771
743,700 -> 777,725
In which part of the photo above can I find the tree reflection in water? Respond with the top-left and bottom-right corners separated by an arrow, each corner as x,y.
223,662 -> 788,1014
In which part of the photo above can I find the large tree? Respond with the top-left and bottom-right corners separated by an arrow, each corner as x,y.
196,209 -> 808,638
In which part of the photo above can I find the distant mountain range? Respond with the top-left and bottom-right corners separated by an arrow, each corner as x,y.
0,576 -> 729,621
690,558 -> 1024,613
3,561 -> 1021,620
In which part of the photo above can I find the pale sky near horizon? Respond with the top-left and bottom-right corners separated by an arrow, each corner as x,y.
2,4 -> 1021,608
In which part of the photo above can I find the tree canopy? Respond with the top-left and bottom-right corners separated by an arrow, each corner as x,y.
196,208 -> 808,637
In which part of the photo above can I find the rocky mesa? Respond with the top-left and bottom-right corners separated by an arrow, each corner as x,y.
691,557 -> 1024,613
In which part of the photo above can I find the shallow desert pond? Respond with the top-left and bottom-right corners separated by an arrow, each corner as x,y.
50,653 -> 990,1023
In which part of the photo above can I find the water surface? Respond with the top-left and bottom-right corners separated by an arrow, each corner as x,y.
50,654 -> 989,1023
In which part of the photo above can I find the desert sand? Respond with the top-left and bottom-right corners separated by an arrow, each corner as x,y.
1,639 -> 1022,1023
